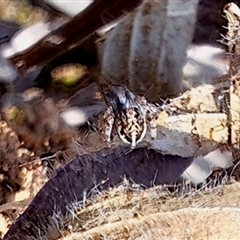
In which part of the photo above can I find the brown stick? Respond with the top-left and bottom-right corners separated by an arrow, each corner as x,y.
10,0 -> 143,75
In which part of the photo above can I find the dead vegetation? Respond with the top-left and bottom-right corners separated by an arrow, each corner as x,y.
60,182 -> 240,240
3,178 -> 240,239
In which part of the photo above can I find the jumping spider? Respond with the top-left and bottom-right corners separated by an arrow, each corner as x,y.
102,85 -> 160,147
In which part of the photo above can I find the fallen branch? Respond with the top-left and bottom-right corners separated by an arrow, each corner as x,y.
7,0 -> 143,75
3,146 -> 193,240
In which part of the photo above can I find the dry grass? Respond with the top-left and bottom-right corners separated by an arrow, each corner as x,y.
63,208 -> 240,240
58,181 -> 240,240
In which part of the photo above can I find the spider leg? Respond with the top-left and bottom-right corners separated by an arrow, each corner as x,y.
146,103 -> 159,140
149,117 -> 157,140
103,106 -> 115,142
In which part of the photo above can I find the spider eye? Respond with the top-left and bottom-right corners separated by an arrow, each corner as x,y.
125,89 -> 135,102
125,90 -> 132,100
104,89 -> 115,101
117,101 -> 127,110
